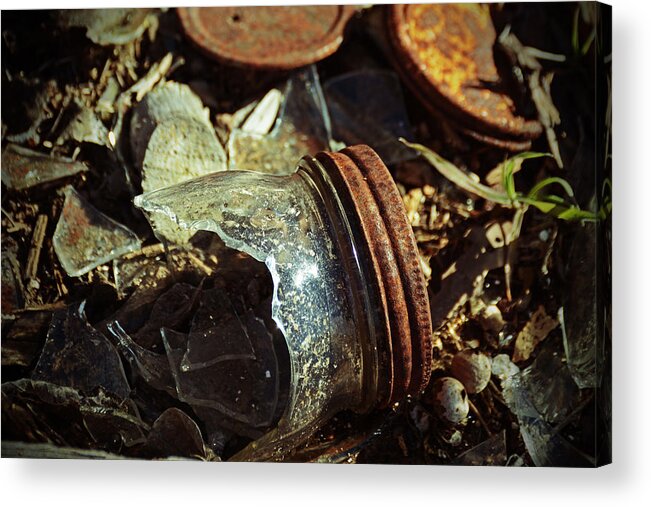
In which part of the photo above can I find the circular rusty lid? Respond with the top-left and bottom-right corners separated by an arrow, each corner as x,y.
178,6 -> 355,70
316,145 -> 433,406
387,3 -> 542,143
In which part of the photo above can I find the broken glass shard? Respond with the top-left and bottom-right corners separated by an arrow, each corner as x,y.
130,81 -> 227,188
108,287 -> 286,442
99,282 -> 168,339
161,307 -> 282,437
1,144 -> 87,190
32,302 -> 131,400
3,75 -> 58,145
520,340 -> 581,424
130,81 -> 227,243
561,221 -> 602,388
132,282 -> 201,351
2,379 -> 147,451
139,407 -> 208,459
323,69 -> 416,165
56,99 -> 109,146
182,288 -> 256,371
452,430 -> 507,466
107,320 -> 177,396
228,65 -> 332,174
53,186 -> 141,277
491,353 -> 520,383
501,370 -> 592,467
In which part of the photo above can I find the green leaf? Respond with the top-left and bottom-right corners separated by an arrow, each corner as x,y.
496,152 -> 550,202
400,139 -> 512,205
572,6 -> 581,55
521,196 -> 598,221
527,176 -> 576,201
502,158 -> 517,202
581,28 -> 596,56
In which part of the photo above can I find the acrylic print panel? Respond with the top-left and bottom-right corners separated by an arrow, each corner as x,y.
1,2 -> 611,466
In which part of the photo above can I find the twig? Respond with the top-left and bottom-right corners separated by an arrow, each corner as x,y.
25,214 -> 48,281
14,301 -> 67,313
504,206 -> 526,302
186,251 -> 214,277
1,206 -> 17,227
468,399 -> 493,437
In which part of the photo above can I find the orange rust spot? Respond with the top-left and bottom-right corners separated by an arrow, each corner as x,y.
389,3 -> 542,141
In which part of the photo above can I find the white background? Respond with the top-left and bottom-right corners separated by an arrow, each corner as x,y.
1,0 -> 649,505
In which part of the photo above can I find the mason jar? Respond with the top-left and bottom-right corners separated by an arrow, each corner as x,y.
134,144 -> 432,461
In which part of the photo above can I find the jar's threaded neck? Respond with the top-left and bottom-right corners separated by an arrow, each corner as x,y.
299,145 -> 433,408
296,155 -> 384,412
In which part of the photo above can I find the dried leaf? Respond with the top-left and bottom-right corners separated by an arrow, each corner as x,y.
512,305 -> 558,362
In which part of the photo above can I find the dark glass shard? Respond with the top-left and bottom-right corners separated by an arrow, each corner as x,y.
32,303 -> 131,400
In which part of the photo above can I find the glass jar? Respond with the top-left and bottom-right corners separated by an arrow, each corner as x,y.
134,144 -> 432,461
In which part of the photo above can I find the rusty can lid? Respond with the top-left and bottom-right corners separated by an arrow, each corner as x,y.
178,6 -> 355,70
387,3 -> 542,144
316,145 -> 433,407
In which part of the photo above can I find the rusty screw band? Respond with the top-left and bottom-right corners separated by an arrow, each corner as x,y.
386,4 -> 542,149
316,145 -> 433,406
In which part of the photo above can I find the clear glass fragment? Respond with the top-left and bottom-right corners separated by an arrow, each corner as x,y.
131,282 -> 200,351
56,100 -> 110,146
130,81 -> 226,184
161,310 -> 280,433
561,221 -> 602,388
502,369 -> 592,467
108,320 -> 178,396
1,144 -> 87,190
452,430 -> 507,466
139,407 -> 209,459
520,341 -> 581,424
228,65 -> 332,174
32,303 -> 131,400
108,281 -> 286,441
130,81 -> 228,243
53,186 -> 141,277
1,379 -> 147,449
491,353 -> 520,383
323,69 -> 417,165
182,288 -> 257,370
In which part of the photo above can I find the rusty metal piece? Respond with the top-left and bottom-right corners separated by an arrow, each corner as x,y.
387,3 -> 542,145
343,145 -> 433,397
317,145 -> 433,405
178,6 -> 355,70
317,151 -> 406,406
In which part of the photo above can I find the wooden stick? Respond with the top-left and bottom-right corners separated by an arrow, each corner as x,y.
468,399 -> 493,437
25,214 -> 48,281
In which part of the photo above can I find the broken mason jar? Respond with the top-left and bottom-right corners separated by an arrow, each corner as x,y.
134,145 -> 432,461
